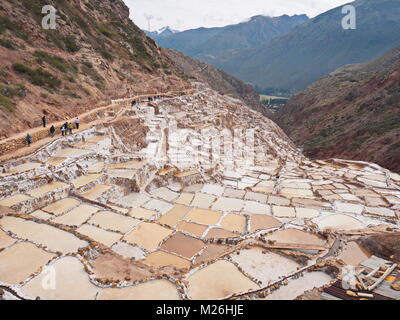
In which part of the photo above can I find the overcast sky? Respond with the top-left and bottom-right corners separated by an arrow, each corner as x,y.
125,0 -> 353,32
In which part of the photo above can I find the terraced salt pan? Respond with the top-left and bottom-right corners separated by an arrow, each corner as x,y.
185,208 -> 222,225
224,188 -> 246,199
88,162 -> 104,174
107,169 -> 136,179
262,272 -> 332,300
0,216 -> 88,253
336,241 -> 371,266
123,222 -> 173,251
249,214 -> 281,232
45,157 -> 66,167
73,141 -> 97,149
161,232 -> 205,259
53,148 -> 92,158
87,135 -> 110,143
52,204 -> 99,227
111,242 -> 145,260
151,187 -> 179,202
0,242 -> 56,285
89,211 -> 140,233
193,244 -> 231,265
243,201 -> 271,215
220,214 -> 246,233
280,188 -> 314,198
190,193 -> 216,209
108,160 -> 146,170
295,207 -> 320,219
317,214 -> 365,231
201,184 -> 225,196
42,198 -> 80,216
6,162 -> 41,175
265,228 -> 326,247
187,260 -> 259,300
116,193 -> 151,208
77,224 -> 122,247
98,279 -> 180,300
176,221 -> 208,237
0,229 -> 15,249
156,205 -> 192,227
30,210 -> 53,220
211,197 -> 245,212
28,182 -> 67,198
22,256 -> 99,300
174,193 -> 194,206
272,206 -> 296,218
231,247 -> 300,286
129,207 -> 157,220
0,194 -> 32,207
205,228 -> 239,239
81,185 -> 112,201
72,174 -> 102,189
142,250 -> 191,269
143,199 -> 173,215
365,207 -> 396,218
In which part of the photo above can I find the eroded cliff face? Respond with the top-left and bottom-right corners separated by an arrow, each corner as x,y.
275,46 -> 400,174
0,0 -> 190,138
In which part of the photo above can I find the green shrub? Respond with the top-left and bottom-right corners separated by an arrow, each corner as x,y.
0,37 -> 15,49
13,63 -> 61,89
64,36 -> 80,52
12,63 -> 30,74
34,50 -> 72,73
0,94 -> 15,112
97,47 -> 113,61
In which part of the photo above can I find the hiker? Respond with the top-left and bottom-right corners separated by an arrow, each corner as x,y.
42,115 -> 46,128
50,125 -> 55,137
68,122 -> 73,135
75,117 -> 80,130
60,125 -> 66,137
26,134 -> 32,147
63,122 -> 68,135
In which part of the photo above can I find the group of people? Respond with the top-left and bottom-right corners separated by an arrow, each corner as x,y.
26,116 -> 81,147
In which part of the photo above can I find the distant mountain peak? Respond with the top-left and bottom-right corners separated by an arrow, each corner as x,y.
156,26 -> 180,36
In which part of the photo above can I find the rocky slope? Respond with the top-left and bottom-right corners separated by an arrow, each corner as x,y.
275,46 -> 400,173
0,0 -> 191,138
163,48 -> 269,116
205,0 -> 400,93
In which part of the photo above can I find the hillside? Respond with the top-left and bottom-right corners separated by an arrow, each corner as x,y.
275,46 -> 400,173
148,14 -> 308,58
163,48 -> 268,116
0,0 -> 191,138
204,0 -> 400,93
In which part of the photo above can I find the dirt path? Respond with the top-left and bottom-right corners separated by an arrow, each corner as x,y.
0,90 -> 190,163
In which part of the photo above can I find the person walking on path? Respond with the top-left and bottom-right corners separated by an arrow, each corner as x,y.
75,117 -> 80,130
68,122 -> 73,135
61,125 -> 66,137
63,122 -> 68,135
26,134 -> 32,147
50,125 -> 56,138
42,115 -> 46,128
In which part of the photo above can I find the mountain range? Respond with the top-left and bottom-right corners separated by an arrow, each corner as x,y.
147,14 -> 309,60
148,0 -> 400,94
